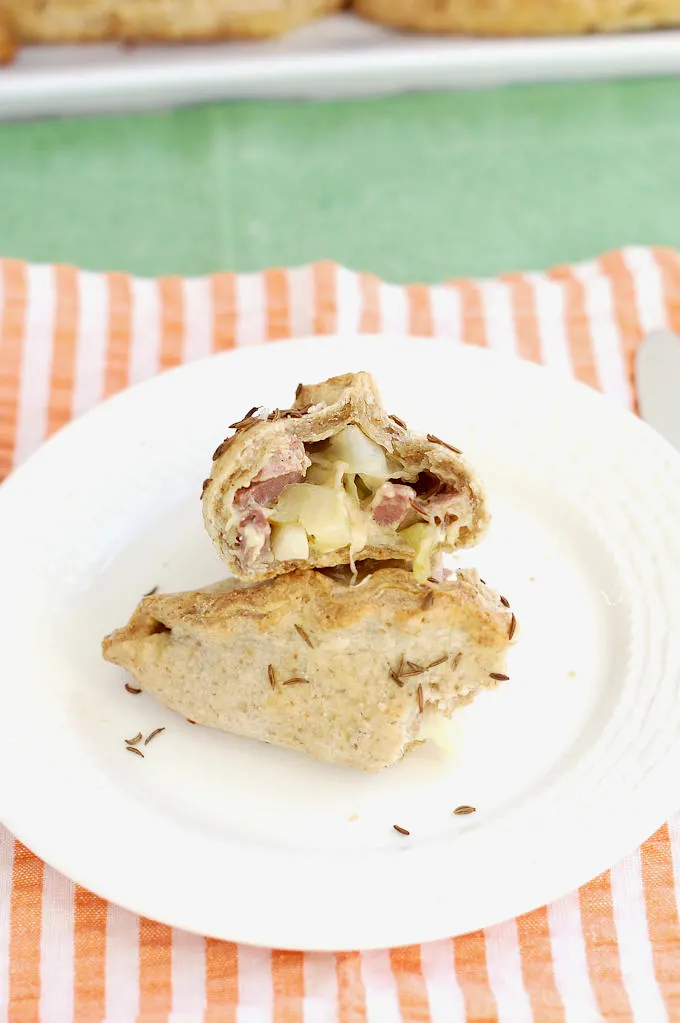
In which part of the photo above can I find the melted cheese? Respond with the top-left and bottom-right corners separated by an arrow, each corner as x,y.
418,710 -> 460,756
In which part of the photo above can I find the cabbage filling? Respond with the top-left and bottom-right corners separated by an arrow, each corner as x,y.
261,425 -> 460,580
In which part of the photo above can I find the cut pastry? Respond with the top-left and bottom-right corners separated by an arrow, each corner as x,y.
102,563 -> 515,771
4,0 -> 344,44
202,372 -> 489,582
352,0 -> 680,36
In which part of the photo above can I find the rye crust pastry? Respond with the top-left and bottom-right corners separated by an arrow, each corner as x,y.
3,0 -> 343,43
352,0 -> 680,35
202,372 -> 489,582
102,563 -> 515,771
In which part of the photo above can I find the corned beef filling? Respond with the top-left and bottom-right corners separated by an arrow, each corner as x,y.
232,426 -> 465,578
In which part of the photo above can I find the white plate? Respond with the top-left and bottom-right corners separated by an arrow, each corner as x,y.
3,14 -> 680,119
1,335 -> 680,951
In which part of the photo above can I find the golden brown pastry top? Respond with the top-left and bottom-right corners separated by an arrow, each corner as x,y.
353,0 -> 680,36
104,562 -> 511,651
3,0 -> 343,45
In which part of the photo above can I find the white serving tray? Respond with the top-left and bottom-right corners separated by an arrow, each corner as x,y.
1,12 -> 680,120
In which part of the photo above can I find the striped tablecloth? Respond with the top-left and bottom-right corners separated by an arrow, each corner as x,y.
1,247 -> 680,1023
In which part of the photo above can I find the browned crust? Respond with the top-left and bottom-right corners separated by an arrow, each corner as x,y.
103,565 -> 512,651
4,0 -> 344,44
202,371 -> 489,580
353,0 -> 680,36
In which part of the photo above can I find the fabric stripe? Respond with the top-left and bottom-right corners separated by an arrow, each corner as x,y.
265,268 -> 291,341
598,250 -> 644,408
0,829 -> 15,1022
571,261 -> 634,409
334,267 -> 363,336
13,264 -> 55,466
158,277 -> 185,372
429,284 -> 463,342
129,278 -> 162,386
0,261 -> 27,478
71,271 -> 108,419
453,279 -> 486,347
484,920 -> 533,1023
287,265 -> 315,341
46,264 -> 79,437
452,931 -> 497,1022
236,946 -> 273,1023
211,273 -> 238,353
516,907 -> 565,1023
502,273 -> 542,364
105,904 -> 139,1023
182,276 -> 214,366
527,272 -> 574,375
666,812 -> 680,896
406,284 -> 434,337
103,272 -> 134,397
72,887 -> 107,1023
9,843 -> 44,1023
358,273 -> 381,333
640,825 -> 680,1018
39,868 -> 74,1023
664,816 -> 680,1018
235,273 -> 266,349
477,279 -> 518,356
389,946 -> 432,1023
652,248 -> 680,334
138,919 -> 172,1021
623,247 -> 668,334
360,950 -> 401,1023
610,849 -> 668,1022
419,940 -> 466,1023
272,950 -> 304,1023
549,890 -> 601,1023
303,952 -> 339,1023
579,872 -> 632,1021
377,282 -> 409,336
205,940 -> 238,1023
313,261 -> 338,336
336,951 -> 367,1023
546,265 -> 599,389
666,813 -> 680,988
170,928 -> 205,1019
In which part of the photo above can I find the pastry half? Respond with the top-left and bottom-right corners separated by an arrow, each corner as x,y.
4,0 -> 343,43
352,0 -> 680,36
102,563 -> 515,771
202,372 -> 489,582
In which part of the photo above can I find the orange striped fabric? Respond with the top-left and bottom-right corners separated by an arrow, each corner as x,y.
73,888 -> 107,1021
1,247 -> 680,1022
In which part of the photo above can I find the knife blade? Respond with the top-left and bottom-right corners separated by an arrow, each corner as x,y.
636,329 -> 680,452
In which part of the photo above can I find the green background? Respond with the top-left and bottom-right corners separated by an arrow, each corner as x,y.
0,75 -> 677,281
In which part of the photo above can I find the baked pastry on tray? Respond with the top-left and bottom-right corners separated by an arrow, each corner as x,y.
103,563 -> 515,771
4,0 -> 343,43
202,372 -> 489,583
353,0 -> 680,35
